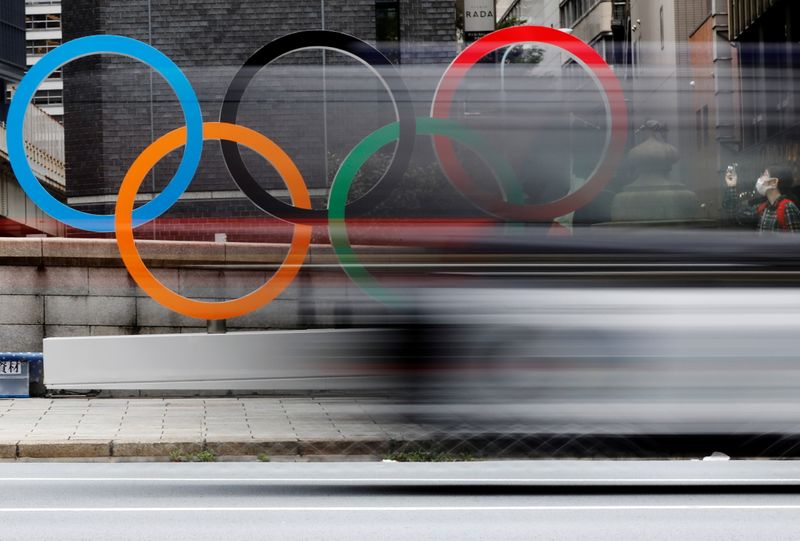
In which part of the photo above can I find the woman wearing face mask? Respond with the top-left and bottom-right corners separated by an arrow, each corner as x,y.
723,164 -> 800,232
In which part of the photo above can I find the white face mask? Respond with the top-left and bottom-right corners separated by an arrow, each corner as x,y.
756,176 -> 774,196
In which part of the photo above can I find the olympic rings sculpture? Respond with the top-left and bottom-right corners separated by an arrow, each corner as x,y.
7,26 -> 628,320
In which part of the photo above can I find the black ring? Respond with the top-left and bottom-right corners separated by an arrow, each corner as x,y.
220,30 -> 415,223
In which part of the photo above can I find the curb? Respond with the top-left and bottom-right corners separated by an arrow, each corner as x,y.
0,439 -> 393,460
17,440 -> 111,459
112,441 -> 204,458
4,434 -> 800,460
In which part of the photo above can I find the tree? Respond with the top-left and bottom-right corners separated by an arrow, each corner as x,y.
495,17 -> 544,65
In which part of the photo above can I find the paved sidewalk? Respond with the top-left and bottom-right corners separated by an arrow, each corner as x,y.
5,397 -> 800,460
0,397 -> 429,459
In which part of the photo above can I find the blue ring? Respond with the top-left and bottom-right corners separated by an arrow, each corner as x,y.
7,35 -> 203,232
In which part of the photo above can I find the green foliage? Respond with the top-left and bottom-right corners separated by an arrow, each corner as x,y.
385,449 -> 474,462
496,16 -> 528,29
503,44 -> 544,65
257,453 -> 271,462
168,448 -> 218,462
497,17 -> 545,65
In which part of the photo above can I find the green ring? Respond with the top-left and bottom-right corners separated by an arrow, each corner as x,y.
328,117 -> 524,305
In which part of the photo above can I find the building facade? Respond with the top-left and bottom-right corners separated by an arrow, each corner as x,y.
62,0 -> 457,239
499,0 -> 559,26
687,0 -> 736,207
0,0 -> 26,123
728,0 -> 800,175
1,0 -> 65,237
559,0 -> 629,66
624,0 -> 716,199
24,0 -> 63,122
688,0 -> 799,207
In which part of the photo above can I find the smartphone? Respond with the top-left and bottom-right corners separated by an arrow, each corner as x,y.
726,163 -> 739,185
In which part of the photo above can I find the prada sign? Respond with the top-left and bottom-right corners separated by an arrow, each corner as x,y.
464,0 -> 495,33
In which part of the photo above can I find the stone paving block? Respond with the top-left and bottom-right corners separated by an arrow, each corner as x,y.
88,399 -> 130,407
44,325 -> 91,338
17,398 -> 52,404
135,297 -> 203,328
115,434 -> 164,441
79,418 -> 124,425
299,438 -> 391,456
18,440 -> 111,458
0,266 -> 42,295
42,239 -> 118,265
0,442 -> 18,459
0,325 -> 44,352
205,439 -> 300,457
137,326 -> 183,335
0,397 -> 438,459
45,295 -> 136,326
248,423 -> 297,431
178,269 -> 268,299
225,299 -> 300,329
90,326 -> 137,337
112,441 -> 203,458
135,241 -> 225,268
224,243 -> 288,266
48,399 -> 89,405
70,433 -> 117,440
36,266 -> 90,296
87,267 -> 137,297
0,296 -> 43,325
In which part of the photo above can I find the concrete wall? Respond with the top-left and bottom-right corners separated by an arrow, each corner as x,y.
570,1 -> 613,46
0,237 -> 395,352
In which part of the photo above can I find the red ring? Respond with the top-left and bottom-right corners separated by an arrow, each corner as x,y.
430,26 -> 628,222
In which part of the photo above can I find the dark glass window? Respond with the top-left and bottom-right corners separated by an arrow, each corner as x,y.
27,38 -> 60,56
26,13 -> 61,31
376,1 -> 400,64
32,88 -> 62,105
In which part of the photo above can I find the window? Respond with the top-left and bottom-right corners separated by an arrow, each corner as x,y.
375,1 -> 400,64
559,0 -> 601,28
696,105 -> 709,147
27,39 -> 60,56
659,6 -> 664,50
26,13 -> 61,31
32,89 -> 62,106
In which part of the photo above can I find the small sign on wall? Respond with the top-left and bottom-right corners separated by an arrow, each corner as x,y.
464,0 -> 496,34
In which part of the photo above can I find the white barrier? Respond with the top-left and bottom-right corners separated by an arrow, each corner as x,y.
43,329 -> 392,391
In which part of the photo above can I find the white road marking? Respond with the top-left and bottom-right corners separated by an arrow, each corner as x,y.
0,505 -> 799,513
0,477 -> 799,484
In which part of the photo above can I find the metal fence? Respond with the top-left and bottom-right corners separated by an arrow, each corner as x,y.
0,102 -> 65,189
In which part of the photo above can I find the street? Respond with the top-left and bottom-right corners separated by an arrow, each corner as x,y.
0,461 -> 799,540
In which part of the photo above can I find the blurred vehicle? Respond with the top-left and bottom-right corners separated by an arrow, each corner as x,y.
344,226 -> 800,436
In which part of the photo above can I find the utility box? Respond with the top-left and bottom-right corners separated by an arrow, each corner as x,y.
0,353 -> 40,398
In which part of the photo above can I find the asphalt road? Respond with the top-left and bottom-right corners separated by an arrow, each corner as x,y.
0,461 -> 799,540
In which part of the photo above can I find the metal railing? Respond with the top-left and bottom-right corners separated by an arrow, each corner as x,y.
0,102 -> 65,190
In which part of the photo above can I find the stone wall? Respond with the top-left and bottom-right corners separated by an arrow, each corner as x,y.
0,237 -> 397,352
